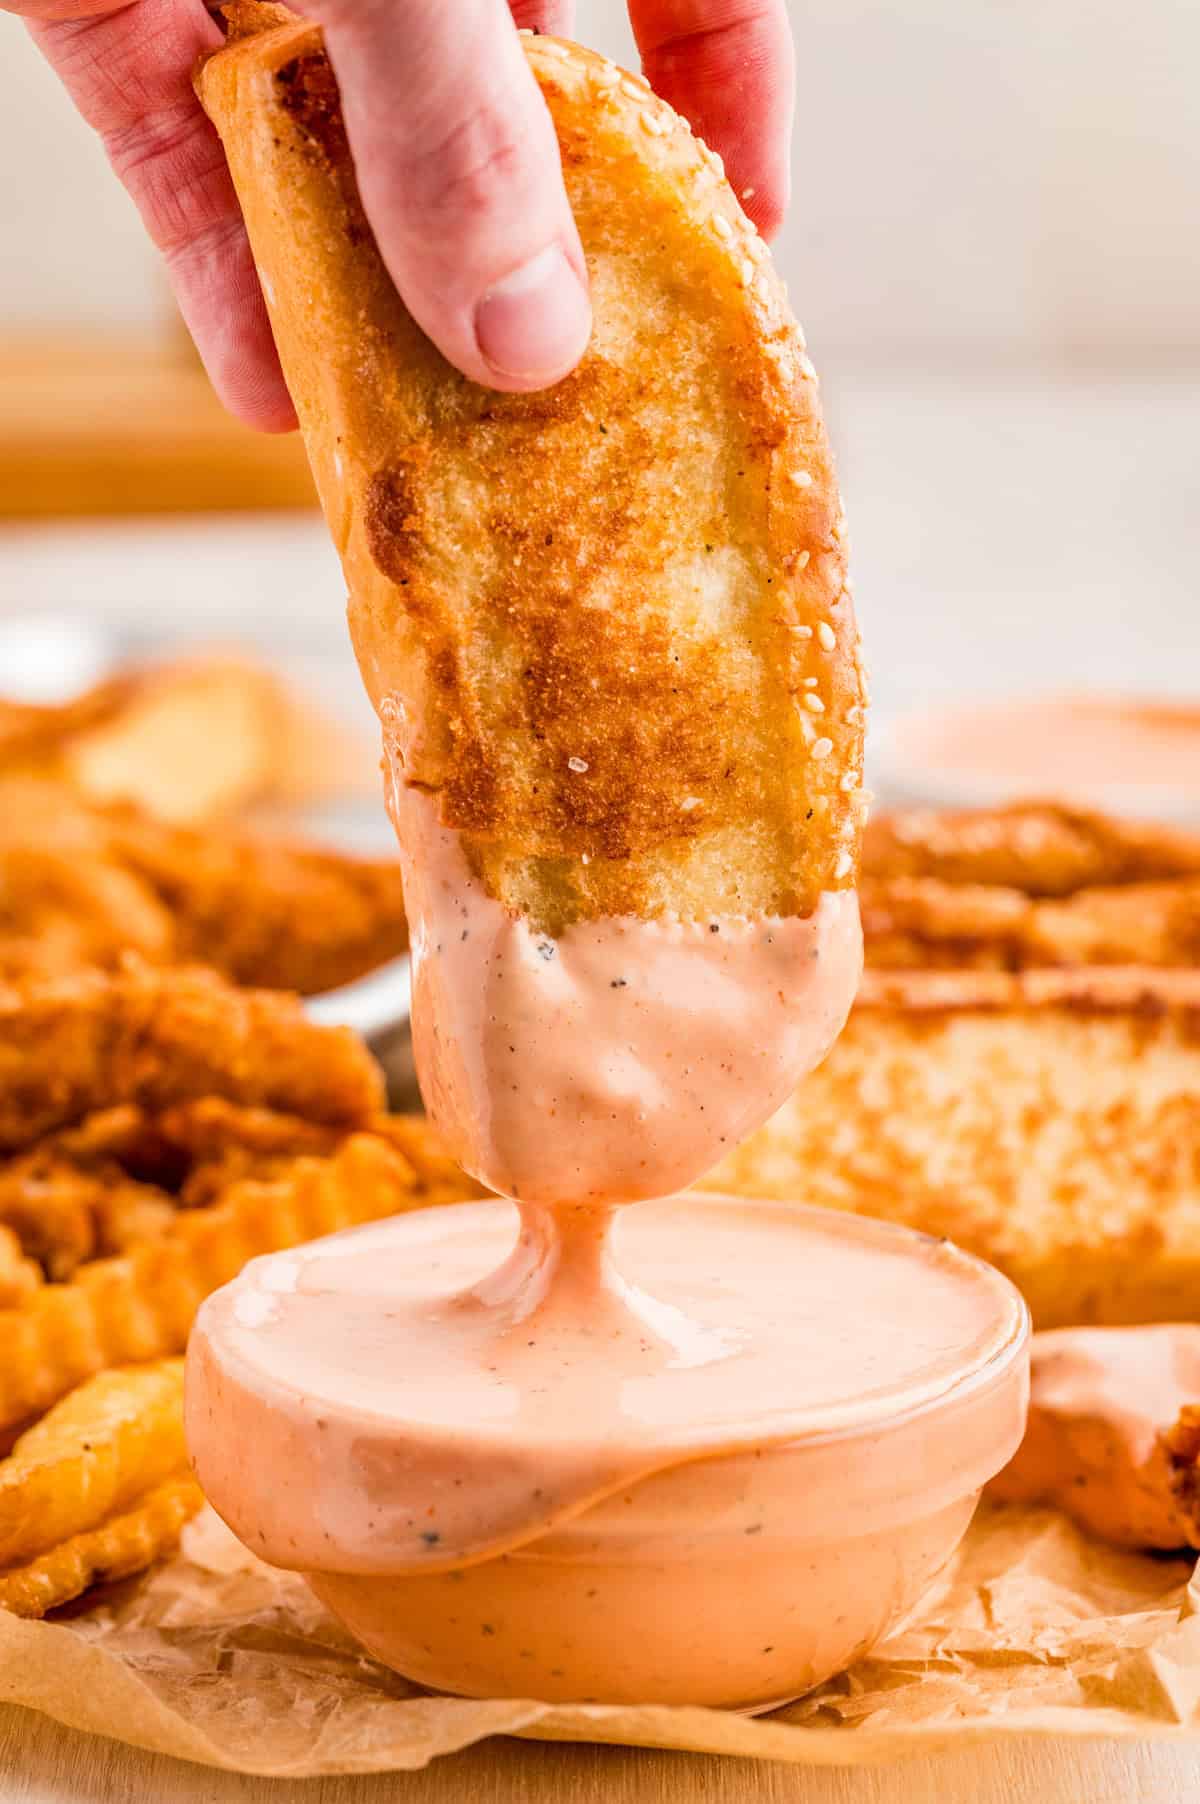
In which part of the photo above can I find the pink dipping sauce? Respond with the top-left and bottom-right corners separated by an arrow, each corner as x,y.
390,779 -> 862,1205
886,694 -> 1200,820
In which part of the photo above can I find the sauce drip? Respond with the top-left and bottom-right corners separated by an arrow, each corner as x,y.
362,711 -> 867,1529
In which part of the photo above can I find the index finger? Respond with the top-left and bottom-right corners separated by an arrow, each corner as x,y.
628,0 -> 795,238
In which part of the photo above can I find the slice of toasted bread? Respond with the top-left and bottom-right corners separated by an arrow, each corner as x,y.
709,968 -> 1200,1328
197,10 -> 865,934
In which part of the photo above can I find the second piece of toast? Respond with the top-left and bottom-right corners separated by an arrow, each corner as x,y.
711,967 -> 1200,1328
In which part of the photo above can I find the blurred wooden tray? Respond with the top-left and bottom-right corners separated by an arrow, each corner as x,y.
0,336 -> 316,517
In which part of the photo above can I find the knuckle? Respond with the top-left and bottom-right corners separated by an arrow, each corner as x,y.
104,97 -> 194,179
403,104 -> 539,227
103,102 -> 232,256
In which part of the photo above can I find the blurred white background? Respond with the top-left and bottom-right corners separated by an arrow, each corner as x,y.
1,0 -> 1198,730
6,0 -> 1200,365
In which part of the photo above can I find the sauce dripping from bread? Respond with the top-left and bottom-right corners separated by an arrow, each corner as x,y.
387,730 -> 861,1207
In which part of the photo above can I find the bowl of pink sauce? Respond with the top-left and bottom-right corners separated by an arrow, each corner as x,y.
878,694 -> 1200,824
187,1195 -> 1029,1710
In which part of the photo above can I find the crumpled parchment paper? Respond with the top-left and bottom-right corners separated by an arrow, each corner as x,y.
1,1501 -> 1198,1774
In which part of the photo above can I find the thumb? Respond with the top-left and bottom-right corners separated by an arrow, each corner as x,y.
311,0 -> 591,391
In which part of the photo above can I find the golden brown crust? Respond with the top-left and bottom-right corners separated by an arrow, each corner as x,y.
710,966 -> 1200,1329
855,963 -> 1200,1016
0,1114 -> 478,1433
0,1360 -> 187,1570
989,1327 -> 1200,1550
0,1155 -> 175,1284
0,679 -> 136,775
862,802 -> 1200,972
0,962 -> 384,1153
1165,1406 -> 1200,1529
864,800 -> 1200,896
2,659 -> 287,827
105,795 -> 408,993
863,872 -> 1200,971
0,1472 -> 202,1617
197,11 -> 865,931
2,653 -> 381,827
0,952 -> 477,1608
0,776 -> 408,995
862,877 -> 1032,971
0,1227 -> 39,1309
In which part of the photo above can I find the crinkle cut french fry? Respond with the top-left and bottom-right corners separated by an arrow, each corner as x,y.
0,1473 -> 202,1617
0,1360 -> 186,1567
0,1131 -> 478,1432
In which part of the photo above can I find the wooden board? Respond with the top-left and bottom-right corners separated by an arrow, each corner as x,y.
0,336 -> 316,517
3,1704 -> 1200,1802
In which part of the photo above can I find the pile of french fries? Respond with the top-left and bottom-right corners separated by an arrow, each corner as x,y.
0,964 -> 473,1616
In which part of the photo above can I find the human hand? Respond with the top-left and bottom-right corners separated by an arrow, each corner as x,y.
14,0 -> 795,430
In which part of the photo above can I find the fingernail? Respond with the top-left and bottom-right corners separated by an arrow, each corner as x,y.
475,245 -> 591,383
